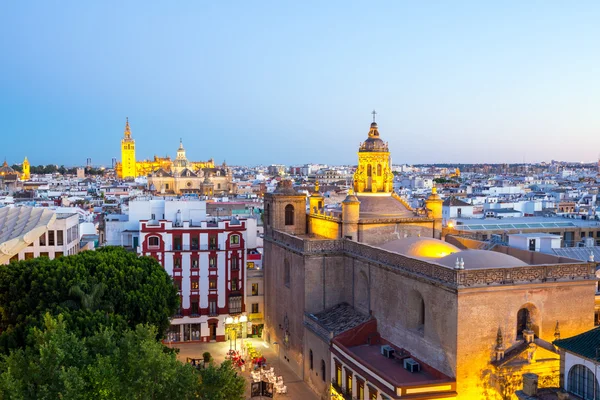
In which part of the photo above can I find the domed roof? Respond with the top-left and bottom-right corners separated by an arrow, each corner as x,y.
0,160 -> 15,175
378,237 -> 461,259
359,122 -> 389,152
437,250 -> 528,269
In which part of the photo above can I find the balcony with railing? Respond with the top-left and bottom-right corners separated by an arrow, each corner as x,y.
166,244 -> 221,251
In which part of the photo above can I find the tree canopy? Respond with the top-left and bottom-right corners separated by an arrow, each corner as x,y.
0,248 -> 246,399
0,247 -> 179,353
0,314 -> 200,400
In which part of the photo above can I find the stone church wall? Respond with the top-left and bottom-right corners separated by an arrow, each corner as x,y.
455,281 -> 595,399
263,240 -> 307,378
346,255 -> 459,377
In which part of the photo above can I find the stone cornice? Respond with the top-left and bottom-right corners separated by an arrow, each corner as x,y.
265,231 -> 596,289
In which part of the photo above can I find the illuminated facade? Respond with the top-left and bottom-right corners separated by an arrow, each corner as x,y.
21,157 -> 30,181
146,140 -> 235,196
115,119 -> 215,179
305,120 -> 442,243
261,117 -> 596,399
352,121 -> 394,194
120,118 -> 137,179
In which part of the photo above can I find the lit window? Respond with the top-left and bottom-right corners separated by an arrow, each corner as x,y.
230,235 -> 240,245
191,281 -> 199,290
209,279 -> 217,289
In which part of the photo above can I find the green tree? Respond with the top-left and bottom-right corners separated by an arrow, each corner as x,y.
0,314 -> 200,400
197,360 -> 246,400
65,282 -> 113,312
0,247 -> 179,353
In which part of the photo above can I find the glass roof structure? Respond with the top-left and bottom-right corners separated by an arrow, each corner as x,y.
454,221 -> 576,231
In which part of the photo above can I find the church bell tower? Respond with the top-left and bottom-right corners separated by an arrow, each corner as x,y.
120,118 -> 137,179
353,111 -> 394,193
22,157 -> 30,181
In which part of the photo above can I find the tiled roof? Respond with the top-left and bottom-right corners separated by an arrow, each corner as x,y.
554,326 -> 600,360
309,303 -> 371,336
442,197 -> 471,207
355,195 -> 414,219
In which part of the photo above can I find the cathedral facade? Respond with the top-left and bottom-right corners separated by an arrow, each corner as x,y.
147,141 -> 236,196
262,119 -> 596,399
115,119 -> 215,179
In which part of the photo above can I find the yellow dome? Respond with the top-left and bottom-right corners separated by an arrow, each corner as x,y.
378,237 -> 461,259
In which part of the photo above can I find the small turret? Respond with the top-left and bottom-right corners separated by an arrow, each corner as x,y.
425,187 -> 443,239
309,180 -> 324,215
495,327 -> 505,361
342,189 -> 361,241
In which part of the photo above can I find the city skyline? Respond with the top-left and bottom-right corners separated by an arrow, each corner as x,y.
2,1 -> 599,166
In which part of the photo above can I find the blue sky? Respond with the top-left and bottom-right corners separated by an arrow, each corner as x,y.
1,1 -> 599,167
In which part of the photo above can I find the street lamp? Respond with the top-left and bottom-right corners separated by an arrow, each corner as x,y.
239,315 -> 248,354
225,316 -> 235,351
226,315 -> 248,352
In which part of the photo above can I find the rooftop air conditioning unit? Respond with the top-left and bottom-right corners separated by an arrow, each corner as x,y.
380,345 -> 395,359
404,358 -> 421,373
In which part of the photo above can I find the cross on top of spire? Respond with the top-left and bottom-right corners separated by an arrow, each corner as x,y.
372,110 -> 377,123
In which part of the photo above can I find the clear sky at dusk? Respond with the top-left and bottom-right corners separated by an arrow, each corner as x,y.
1,1 -> 599,167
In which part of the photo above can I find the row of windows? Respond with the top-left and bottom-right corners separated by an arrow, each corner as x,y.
150,234 -> 241,249
38,229 -> 73,247
176,295 -> 242,316
173,255 -> 239,270
333,359 -> 382,400
365,164 -> 384,177
175,277 -> 241,291
176,299 -> 218,317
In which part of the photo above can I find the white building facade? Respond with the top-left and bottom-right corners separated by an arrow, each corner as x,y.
136,199 -> 256,343
14,213 -> 81,261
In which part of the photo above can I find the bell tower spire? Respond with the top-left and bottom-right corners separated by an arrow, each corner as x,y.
119,117 -> 136,179
124,117 -> 131,139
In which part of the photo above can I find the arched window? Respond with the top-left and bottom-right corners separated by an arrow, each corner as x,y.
568,364 -> 600,400
284,260 -> 290,288
408,290 -> 425,335
367,165 -> 372,177
516,308 -> 530,339
285,204 -> 294,226
321,360 -> 326,382
377,164 -> 382,176
309,350 -> 313,370
148,236 -> 159,247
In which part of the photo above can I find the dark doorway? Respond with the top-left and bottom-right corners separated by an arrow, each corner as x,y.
516,308 -> 529,339
210,324 -> 217,341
